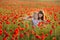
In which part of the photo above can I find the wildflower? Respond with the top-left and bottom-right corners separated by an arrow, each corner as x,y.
46,19 -> 51,23
20,33 -> 24,38
0,29 -> 3,35
6,21 -> 10,24
52,37 -> 56,40
54,14 -> 58,21
45,34 -> 48,37
31,30 -> 35,35
2,15 -> 8,21
14,28 -> 19,36
52,25 -> 55,29
4,30 -> 9,37
41,32 -> 46,40
0,21 -> 2,24
35,35 -> 41,39
11,37 -> 15,40
32,26 -> 35,29
49,30 -> 53,35
25,24 -> 29,28
0,25 -> 2,29
3,37 -> 7,40
14,15 -> 18,19
38,22 -> 44,27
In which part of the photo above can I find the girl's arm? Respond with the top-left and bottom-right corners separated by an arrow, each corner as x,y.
23,16 -> 32,21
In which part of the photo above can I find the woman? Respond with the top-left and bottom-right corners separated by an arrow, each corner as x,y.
37,10 -> 46,28
38,10 -> 44,22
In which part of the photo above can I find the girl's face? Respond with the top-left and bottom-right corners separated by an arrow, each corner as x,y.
38,14 -> 43,18
34,13 -> 38,19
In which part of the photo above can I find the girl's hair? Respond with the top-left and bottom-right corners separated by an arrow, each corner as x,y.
33,12 -> 38,19
38,11 -> 44,21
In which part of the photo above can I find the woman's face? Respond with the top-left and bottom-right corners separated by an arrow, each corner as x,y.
38,14 -> 43,18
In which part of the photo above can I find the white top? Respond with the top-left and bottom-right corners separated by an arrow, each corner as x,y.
32,18 -> 42,26
23,16 -> 43,26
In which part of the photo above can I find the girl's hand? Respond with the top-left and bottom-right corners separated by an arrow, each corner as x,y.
23,16 -> 32,20
28,16 -> 32,18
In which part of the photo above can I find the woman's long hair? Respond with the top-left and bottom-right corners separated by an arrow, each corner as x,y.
38,11 -> 44,21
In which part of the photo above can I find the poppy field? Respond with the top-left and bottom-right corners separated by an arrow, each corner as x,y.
0,0 -> 60,40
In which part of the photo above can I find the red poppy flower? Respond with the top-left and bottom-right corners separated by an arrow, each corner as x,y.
46,19 -> 51,23
4,30 -> 7,34
21,28 -> 25,31
3,37 -> 7,40
15,37 -> 18,40
52,25 -> 55,29
11,37 -> 14,40
13,21 -> 16,24
52,37 -> 56,40
54,14 -> 58,21
5,33 -> 9,37
58,21 -> 60,25
0,25 -> 2,29
32,26 -> 35,29
0,29 -> 3,35
38,22 -> 44,27
35,35 -> 41,39
49,30 -> 53,35
25,24 -> 29,28
4,30 -> 9,37
6,21 -> 10,24
14,15 -> 18,19
31,30 -> 35,35
41,32 -> 46,40
14,28 -> 19,35
45,34 -> 48,37
12,34 -> 16,38
20,33 -> 24,38
49,12 -> 52,15
2,15 -> 8,21
0,21 -> 2,24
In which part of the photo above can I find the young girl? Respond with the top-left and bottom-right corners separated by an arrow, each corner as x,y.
32,12 -> 40,26
23,12 -> 39,26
